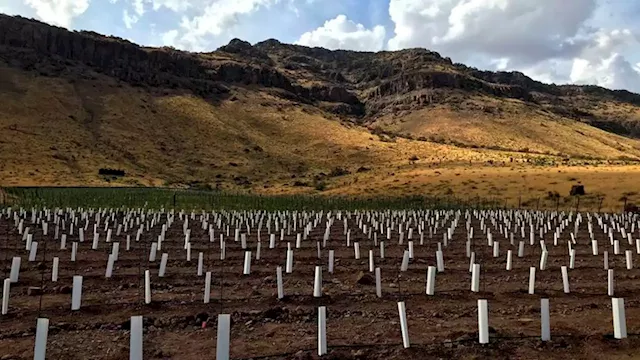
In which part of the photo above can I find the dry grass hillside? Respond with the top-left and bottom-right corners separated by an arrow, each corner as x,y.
1,14 -> 640,210
372,98 -> 640,159
0,63 -> 520,185
2,63 -> 640,211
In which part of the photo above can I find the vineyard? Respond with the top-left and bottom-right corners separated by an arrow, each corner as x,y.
0,196 -> 639,359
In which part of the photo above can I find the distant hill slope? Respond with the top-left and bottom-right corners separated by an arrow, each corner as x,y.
1,13 -> 640,193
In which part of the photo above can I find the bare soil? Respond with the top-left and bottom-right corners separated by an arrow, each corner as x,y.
1,212 -> 640,359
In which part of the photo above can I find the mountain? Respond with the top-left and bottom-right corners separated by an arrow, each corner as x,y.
1,13 -> 640,206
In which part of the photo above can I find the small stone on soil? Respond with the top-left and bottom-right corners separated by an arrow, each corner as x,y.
27,287 -> 42,296
355,271 -> 375,285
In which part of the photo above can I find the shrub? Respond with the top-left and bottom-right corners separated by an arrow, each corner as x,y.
329,167 -> 350,177
98,168 -> 125,176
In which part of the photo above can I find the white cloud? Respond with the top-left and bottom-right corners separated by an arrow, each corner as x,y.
388,0 -> 596,63
122,8 -> 138,28
182,0 -> 277,36
132,0 -> 144,16
386,0 -> 640,92
161,0 -> 280,51
161,29 -> 179,46
489,57 -> 510,71
519,59 -> 572,85
569,29 -> 640,92
120,0 -> 149,30
151,0 -> 191,12
296,14 -> 386,52
570,53 -> 640,92
23,0 -> 90,27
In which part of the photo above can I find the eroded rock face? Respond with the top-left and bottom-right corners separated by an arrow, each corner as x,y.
0,15 -> 366,114
366,72 -> 530,100
2,14 -> 640,135
0,15 -> 228,95
0,16 -> 296,96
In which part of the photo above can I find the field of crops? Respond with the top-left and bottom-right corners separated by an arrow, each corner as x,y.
0,187 -> 503,211
1,194 -> 640,359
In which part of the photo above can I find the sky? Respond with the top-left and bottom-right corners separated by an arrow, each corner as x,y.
1,0 -> 640,93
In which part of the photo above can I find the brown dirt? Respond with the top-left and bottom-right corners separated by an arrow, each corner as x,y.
1,212 -> 640,360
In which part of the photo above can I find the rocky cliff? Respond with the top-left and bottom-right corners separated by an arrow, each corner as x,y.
1,13 -> 640,136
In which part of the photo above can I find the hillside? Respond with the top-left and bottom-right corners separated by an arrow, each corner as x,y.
1,13 -> 640,210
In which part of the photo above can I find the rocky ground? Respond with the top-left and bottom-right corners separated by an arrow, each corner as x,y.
1,214 -> 640,359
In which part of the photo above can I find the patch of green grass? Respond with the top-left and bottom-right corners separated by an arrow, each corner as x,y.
1,186 -> 504,211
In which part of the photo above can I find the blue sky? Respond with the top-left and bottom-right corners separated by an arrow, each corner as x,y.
2,0 -> 640,93
77,0 -> 392,49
